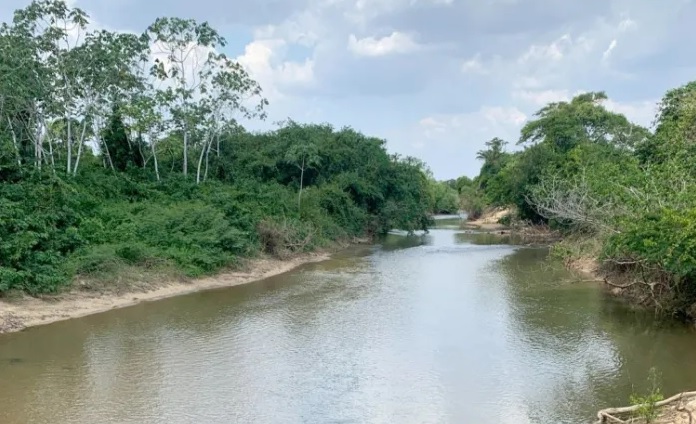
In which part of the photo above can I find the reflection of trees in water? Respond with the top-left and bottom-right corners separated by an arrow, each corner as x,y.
493,247 -> 696,422
594,298 -> 696,401
378,233 -> 429,251
493,248 -> 625,422
454,231 -> 524,246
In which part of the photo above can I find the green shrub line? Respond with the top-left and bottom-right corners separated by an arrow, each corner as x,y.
0,128 -> 435,295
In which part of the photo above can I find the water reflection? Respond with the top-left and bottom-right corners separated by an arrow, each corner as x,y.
1,228 -> 696,423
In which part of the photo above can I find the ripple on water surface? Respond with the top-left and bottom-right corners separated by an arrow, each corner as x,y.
2,229 -> 696,423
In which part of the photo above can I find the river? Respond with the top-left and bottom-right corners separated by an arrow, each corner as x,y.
2,217 -> 696,424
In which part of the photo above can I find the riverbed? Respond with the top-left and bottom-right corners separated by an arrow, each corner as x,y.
2,217 -> 696,423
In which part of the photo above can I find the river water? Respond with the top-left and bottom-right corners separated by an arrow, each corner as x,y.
2,217 -> 696,424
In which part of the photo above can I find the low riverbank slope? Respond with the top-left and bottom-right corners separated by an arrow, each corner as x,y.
0,252 -> 331,334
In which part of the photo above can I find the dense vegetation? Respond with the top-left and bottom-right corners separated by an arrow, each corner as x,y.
461,83 -> 696,320
0,1 -> 434,295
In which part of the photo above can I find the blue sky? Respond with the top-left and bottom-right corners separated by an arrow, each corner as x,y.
4,0 -> 695,179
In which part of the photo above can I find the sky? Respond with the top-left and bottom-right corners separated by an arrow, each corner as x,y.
3,0 -> 695,179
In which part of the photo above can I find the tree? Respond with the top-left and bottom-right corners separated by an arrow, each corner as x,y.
285,142 -> 321,210
476,137 -> 507,162
475,137 -> 509,190
0,0 -> 150,175
636,81 -> 696,165
194,54 -> 267,184
71,29 -> 149,175
147,17 -> 223,178
102,105 -> 143,172
428,179 -> 460,214
519,91 -> 649,153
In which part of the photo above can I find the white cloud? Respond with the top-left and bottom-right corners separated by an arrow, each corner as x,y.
602,39 -> 617,61
347,31 -> 421,56
341,0 -> 452,25
604,99 -> 658,128
384,105 -> 528,177
512,89 -> 597,106
416,106 -> 526,144
518,34 -> 572,63
251,10 -> 325,47
513,89 -> 571,106
618,17 -> 636,32
235,39 -> 315,101
461,54 -> 487,74
481,106 -> 527,126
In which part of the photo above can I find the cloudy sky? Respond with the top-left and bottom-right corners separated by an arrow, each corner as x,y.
3,0 -> 695,179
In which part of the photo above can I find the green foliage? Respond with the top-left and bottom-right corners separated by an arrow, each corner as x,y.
475,137 -> 511,191
497,213 -> 512,226
0,125 -> 433,294
103,105 -> 144,171
519,91 -> 649,152
428,179 -> 460,214
0,177 -> 85,294
458,184 -> 485,219
0,1 -> 435,295
461,83 -> 696,319
629,368 -> 664,423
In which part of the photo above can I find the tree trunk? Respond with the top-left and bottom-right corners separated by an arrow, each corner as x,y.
36,132 -> 42,171
6,117 -> 22,167
183,129 -> 188,177
66,116 -> 72,174
204,134 -> 214,182
100,134 -> 115,171
298,157 -> 305,210
39,115 -> 54,173
34,125 -> 40,170
47,135 -> 56,174
151,137 -> 160,182
72,120 -> 88,175
196,135 -> 206,184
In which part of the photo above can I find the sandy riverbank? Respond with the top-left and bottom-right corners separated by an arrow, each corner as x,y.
463,207 -> 511,231
0,252 -> 331,334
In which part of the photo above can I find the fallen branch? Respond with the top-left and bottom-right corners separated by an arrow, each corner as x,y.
602,278 -> 639,289
596,391 -> 696,423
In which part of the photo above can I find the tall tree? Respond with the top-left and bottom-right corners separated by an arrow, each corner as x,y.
475,137 -> 509,190
146,17 -> 225,178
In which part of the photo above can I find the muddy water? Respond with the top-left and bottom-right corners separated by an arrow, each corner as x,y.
2,217 -> 696,424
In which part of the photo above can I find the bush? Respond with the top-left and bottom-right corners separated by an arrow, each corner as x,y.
257,218 -> 317,259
